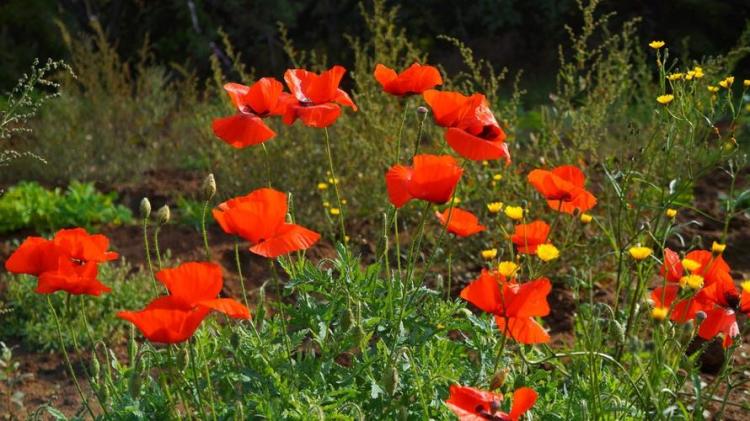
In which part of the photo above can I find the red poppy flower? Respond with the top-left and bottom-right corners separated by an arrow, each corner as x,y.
117,262 -> 250,344
693,273 -> 743,348
659,248 -> 683,283
510,221 -> 550,254
374,63 -> 442,96
5,228 -> 118,296
527,166 -> 597,214
683,250 -> 732,287
282,65 -> 357,128
435,208 -> 486,237
460,270 -> 551,344
212,78 -> 289,148
446,385 -> 537,421
423,89 -> 509,162
213,188 -> 320,258
385,154 -> 463,208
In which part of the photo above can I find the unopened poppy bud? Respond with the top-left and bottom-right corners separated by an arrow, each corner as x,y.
202,173 -> 216,201
416,106 -> 428,115
695,311 -> 707,322
382,365 -> 399,396
128,352 -> 143,399
177,346 -> 190,370
435,274 -> 444,291
490,400 -> 503,413
139,197 -> 151,219
91,355 -> 101,379
490,368 -> 509,390
127,325 -> 138,367
156,205 -> 171,225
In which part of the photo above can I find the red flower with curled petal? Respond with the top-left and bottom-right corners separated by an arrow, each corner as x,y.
5,228 -> 118,296
510,220 -> 550,254
282,65 -> 357,128
374,63 -> 442,96
435,208 -> 485,238
213,188 -> 320,258
212,78 -> 290,148
423,89 -> 510,162
527,165 -> 597,214
460,270 -> 551,344
446,384 -> 538,421
385,154 -> 463,208
117,262 -> 250,344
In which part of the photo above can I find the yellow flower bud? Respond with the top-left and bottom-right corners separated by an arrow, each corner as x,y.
711,241 -> 726,255
629,246 -> 652,261
649,40 -> 665,49
481,248 -> 498,260
329,207 -> 341,216
487,202 -> 504,214
665,208 -> 677,219
580,213 -> 593,224
317,182 -> 329,190
656,94 -> 674,105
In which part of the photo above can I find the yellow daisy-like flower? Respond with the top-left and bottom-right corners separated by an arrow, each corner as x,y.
681,274 -> 704,290
580,213 -> 593,224
685,71 -> 696,80
629,246 -> 653,261
498,261 -> 519,277
536,244 -> 560,262
481,248 -> 498,260
329,207 -> 341,216
487,202 -> 504,214
482,161 -> 489,167
328,177 -> 340,184
651,307 -> 669,321
504,206 -> 524,221
492,174 -> 503,182
665,208 -> 677,219
649,40 -> 665,49
707,86 -> 719,93
317,182 -> 329,190
656,94 -> 674,105
719,76 -> 734,88
741,280 -> 750,293
681,258 -> 700,273
711,241 -> 726,255
693,67 -> 704,78
322,201 -> 331,208
666,73 -> 684,81
744,79 -> 750,87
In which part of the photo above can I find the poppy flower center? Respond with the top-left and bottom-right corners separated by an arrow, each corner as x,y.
725,293 -> 740,310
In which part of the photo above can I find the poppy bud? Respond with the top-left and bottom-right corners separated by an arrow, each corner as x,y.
382,365 -> 399,396
416,106 -> 428,115
202,173 -> 217,201
156,205 -> 171,225
139,197 -> 152,219
435,274 -> 444,291
342,307 -> 357,331
91,355 -> 101,379
128,352 -> 144,399
490,368 -> 509,390
695,311 -> 707,322
127,325 -> 138,367
255,285 -> 266,330
177,346 -> 190,371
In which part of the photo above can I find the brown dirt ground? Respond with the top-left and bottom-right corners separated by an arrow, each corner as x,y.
2,168 -> 750,419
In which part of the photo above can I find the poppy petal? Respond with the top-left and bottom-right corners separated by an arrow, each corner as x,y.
156,262 -> 223,304
53,228 -> 119,262
445,127 -> 510,162
435,207 -> 486,237
511,220 -> 550,254
223,82 -> 250,109
698,307 -> 739,348
198,298 -> 251,319
495,316 -> 550,344
509,387 -> 538,421
5,237 -> 59,275
249,223 -> 320,258
245,77 -> 285,115
422,89 -> 468,127
445,384 -> 502,421
117,296 -> 211,344
294,103 -> 342,128
373,64 -> 398,89
460,270 -> 503,314
385,165 -> 414,208
36,260 -> 110,296
212,114 -> 276,148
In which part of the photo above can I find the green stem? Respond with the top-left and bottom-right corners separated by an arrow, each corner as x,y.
154,226 -> 163,269
395,104 -> 409,162
261,143 -> 273,187
187,340 -> 209,420
143,217 -> 159,293
411,110 -> 428,159
323,128 -> 347,242
201,199 -> 212,261
47,296 -> 96,419
234,241 -> 250,309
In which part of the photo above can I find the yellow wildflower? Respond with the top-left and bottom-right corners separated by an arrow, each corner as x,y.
685,70 -> 696,80
656,94 -> 674,105
719,76 -> 734,88
666,73 -> 684,81
744,79 -> 750,87
629,246 -> 653,261
504,206 -> 524,221
711,241 -> 726,255
537,244 -> 560,262
317,182 -> 329,190
329,207 -> 341,216
681,258 -> 700,273
498,261 -> 519,277
741,280 -> 750,293
580,213 -> 593,224
492,174 -> 503,182
693,67 -> 704,78
481,248 -> 498,260
707,86 -> 719,93
487,202 -> 504,214
322,201 -> 331,208
651,307 -> 669,321
665,208 -> 677,219
681,274 -> 704,290
649,40 -> 665,49
328,177 -> 340,184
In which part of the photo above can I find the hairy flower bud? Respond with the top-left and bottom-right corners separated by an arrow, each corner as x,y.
382,365 -> 399,396
156,205 -> 171,225
202,173 -> 217,201
416,106 -> 428,115
139,197 -> 152,219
